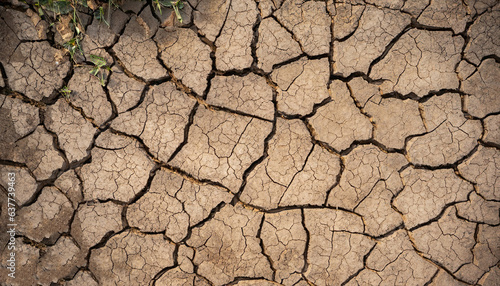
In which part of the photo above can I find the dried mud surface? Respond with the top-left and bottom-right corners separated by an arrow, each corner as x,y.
0,0 -> 499,285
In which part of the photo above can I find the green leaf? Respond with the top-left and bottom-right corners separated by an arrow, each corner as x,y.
98,72 -> 106,86
75,0 -> 88,7
60,86 -> 72,99
154,0 -> 163,14
90,66 -> 99,76
158,0 -> 171,7
89,54 -> 106,68
42,0 -> 74,15
172,0 -> 183,23
94,7 -> 110,26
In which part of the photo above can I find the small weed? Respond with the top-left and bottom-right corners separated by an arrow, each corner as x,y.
36,0 -> 73,17
33,0 -> 185,83
166,0 -> 184,23
60,86 -> 72,99
89,54 -> 110,86
63,36 -> 83,62
94,0 -> 119,27
152,0 -> 164,14
152,0 -> 184,23
70,4 -> 82,34
94,6 -> 110,26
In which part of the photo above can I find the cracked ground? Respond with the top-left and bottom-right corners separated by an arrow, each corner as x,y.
0,0 -> 499,285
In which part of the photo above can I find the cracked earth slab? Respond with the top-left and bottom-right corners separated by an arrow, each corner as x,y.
0,165 -> 36,206
45,99 -> 96,163
71,201 -> 123,250
333,5 -> 411,76
0,7 -> 47,42
462,58 -> 500,119
1,1 -> 500,286
327,144 -> 406,234
256,17 -> 301,73
107,66 -> 145,114
371,30 -> 463,97
275,0 -> 330,56
169,105 -> 272,192
3,125 -> 65,181
3,41 -> 71,101
458,146 -> 500,201
418,0 -> 471,33
112,81 -> 197,162
348,78 -> 426,149
67,66 -> 113,126
187,203 -> 273,284
0,94 -> 40,161
241,118 -> 340,209
412,206 -> 476,274
464,5 -> 500,65
303,208 -> 375,285
114,14 -> 167,81
214,0 -> 258,71
89,229 -> 176,285
261,210 -> 306,285
309,80 -> 373,151
16,186 -> 73,242
406,93 -> 482,167
77,131 -> 156,202
207,73 -> 274,120
127,168 -> 232,242
347,229 -> 438,285
272,57 -> 330,116
394,167 -> 472,229
155,27 -> 212,95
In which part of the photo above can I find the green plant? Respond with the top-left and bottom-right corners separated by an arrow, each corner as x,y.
70,3 -> 83,34
152,0 -> 184,23
35,0 -> 109,29
63,36 -> 82,62
152,0 -> 163,14
89,54 -> 110,86
94,6 -> 110,26
63,6 -> 84,62
166,0 -> 184,23
93,0 -> 120,27
33,0 -> 185,72
60,86 -> 72,99
35,0 -> 73,17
